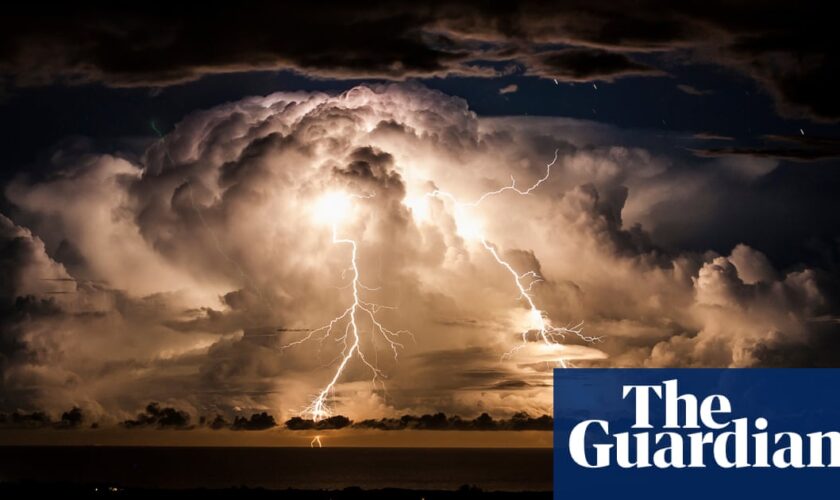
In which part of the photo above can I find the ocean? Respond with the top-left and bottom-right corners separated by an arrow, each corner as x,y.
0,446 -> 551,491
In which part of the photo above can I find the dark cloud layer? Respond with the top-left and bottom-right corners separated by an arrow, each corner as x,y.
527,49 -> 661,82
285,412 -> 552,431
1,2 -> 838,120
231,412 -> 277,431
352,412 -> 553,431
286,416 -> 352,431
122,403 -> 192,429
691,134 -> 840,162
0,406 -> 85,429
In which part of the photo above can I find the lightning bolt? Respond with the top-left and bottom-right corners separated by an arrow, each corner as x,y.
310,435 -> 323,448
283,192 -> 412,421
427,149 -> 601,367
287,149 -> 595,419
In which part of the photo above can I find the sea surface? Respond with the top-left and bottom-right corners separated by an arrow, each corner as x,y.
0,446 -> 551,491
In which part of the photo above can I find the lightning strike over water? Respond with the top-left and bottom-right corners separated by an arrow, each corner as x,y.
284,192 -> 412,421
426,149 -> 600,367
310,436 -> 323,448
287,150 -> 595,419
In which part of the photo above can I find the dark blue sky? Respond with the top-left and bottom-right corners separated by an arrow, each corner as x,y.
2,59 -> 834,179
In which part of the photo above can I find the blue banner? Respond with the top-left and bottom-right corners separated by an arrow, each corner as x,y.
554,369 -> 840,499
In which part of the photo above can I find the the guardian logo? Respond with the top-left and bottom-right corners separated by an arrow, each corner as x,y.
569,379 -> 840,469
554,369 -> 840,500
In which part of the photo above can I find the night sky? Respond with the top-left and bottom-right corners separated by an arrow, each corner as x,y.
1,2 -> 839,441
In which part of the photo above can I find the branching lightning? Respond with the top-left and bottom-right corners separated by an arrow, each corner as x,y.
426,149 -> 601,367
310,435 -> 323,448
283,192 -> 412,421
151,112 -> 596,422
286,149 -> 597,419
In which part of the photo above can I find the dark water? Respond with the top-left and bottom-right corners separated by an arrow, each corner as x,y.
0,447 -> 551,491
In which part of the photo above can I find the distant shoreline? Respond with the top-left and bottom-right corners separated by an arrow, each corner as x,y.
0,429 -> 552,448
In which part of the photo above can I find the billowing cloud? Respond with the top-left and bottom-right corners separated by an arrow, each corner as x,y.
1,2 -> 838,121
1,84 -> 837,424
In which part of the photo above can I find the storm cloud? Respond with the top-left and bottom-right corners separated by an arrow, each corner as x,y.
0,84 -> 837,424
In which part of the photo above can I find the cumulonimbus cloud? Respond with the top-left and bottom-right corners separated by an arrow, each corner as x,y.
0,84 -> 836,424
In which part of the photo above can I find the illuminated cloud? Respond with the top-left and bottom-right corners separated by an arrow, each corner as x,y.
0,84 -> 835,423
498,84 -> 518,95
